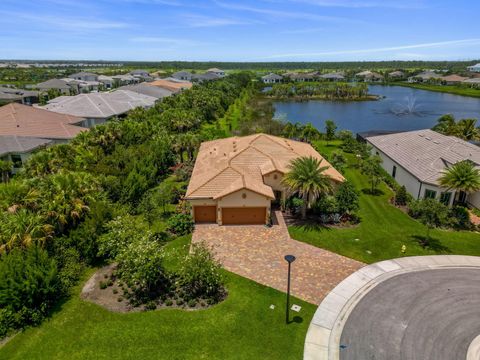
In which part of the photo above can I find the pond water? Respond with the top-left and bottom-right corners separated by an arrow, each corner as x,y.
273,85 -> 480,134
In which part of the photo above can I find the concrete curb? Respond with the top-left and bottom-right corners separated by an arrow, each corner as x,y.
304,255 -> 480,360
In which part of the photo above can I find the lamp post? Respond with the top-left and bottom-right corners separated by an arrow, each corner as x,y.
284,254 -> 296,324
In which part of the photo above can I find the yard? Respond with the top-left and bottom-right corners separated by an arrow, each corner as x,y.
0,235 -> 315,360
289,141 -> 480,264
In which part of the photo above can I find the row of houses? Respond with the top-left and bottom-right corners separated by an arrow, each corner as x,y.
171,68 -> 226,82
0,77 -> 196,173
261,70 -> 397,84
407,71 -> 480,86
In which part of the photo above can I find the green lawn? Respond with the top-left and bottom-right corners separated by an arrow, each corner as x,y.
0,235 -> 315,360
289,141 -> 480,264
395,82 -> 480,98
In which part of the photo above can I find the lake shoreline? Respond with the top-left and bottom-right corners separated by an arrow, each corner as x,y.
264,94 -> 379,102
394,82 -> 480,99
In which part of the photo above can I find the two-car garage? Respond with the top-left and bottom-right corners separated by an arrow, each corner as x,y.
193,206 -> 267,225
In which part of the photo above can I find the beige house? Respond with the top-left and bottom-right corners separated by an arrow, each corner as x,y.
185,134 -> 344,225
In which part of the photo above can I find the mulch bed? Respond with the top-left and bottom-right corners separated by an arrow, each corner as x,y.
81,264 -> 224,313
282,211 -> 359,229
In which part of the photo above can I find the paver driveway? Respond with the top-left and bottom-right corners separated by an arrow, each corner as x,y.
192,211 -> 364,304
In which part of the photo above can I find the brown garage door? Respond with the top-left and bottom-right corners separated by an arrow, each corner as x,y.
194,206 -> 217,223
222,207 -> 266,225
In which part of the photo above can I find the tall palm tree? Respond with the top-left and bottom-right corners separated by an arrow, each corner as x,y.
439,160 -> 480,205
282,156 -> 334,219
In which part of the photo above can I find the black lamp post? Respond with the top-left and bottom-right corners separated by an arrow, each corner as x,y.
284,254 -> 296,324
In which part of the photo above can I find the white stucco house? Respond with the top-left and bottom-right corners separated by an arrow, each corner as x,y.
365,129 -> 480,208
467,63 -> 480,73
185,134 -> 344,225
261,73 -> 283,84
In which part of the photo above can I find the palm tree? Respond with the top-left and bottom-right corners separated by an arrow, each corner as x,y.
282,156 -> 334,219
439,160 -> 480,205
456,119 -> 479,141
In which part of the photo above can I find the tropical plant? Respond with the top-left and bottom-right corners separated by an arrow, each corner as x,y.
335,180 -> 359,216
325,119 -> 337,144
177,242 -> 225,301
167,213 -> 195,236
0,160 -> 13,183
439,160 -> 480,204
360,155 -> 383,194
282,156 -> 334,219
408,198 -> 450,240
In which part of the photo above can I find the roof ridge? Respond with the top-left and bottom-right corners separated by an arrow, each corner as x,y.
188,165 -> 242,196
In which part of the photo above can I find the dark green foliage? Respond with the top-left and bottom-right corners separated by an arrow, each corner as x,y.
177,242 -> 225,301
408,198 -> 450,239
0,247 -> 59,335
167,214 -> 194,236
450,206 -> 473,230
335,181 -> 359,215
395,186 -> 409,206
325,120 -> 337,142
265,81 -> 369,99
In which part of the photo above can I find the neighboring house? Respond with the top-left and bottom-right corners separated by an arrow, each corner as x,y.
286,72 -> 317,82
0,135 -> 52,174
261,73 -> 283,84
149,79 -> 193,92
407,71 -> 442,83
68,72 -> 99,82
172,71 -> 193,81
0,87 -> 39,105
319,72 -> 345,81
97,75 -> 114,89
129,70 -> 152,81
39,90 -> 157,127
206,68 -> 225,77
0,103 -> 86,142
193,72 -> 222,82
440,74 -> 469,85
388,70 -> 405,79
185,133 -> 344,225
467,63 -> 480,73
462,78 -> 480,88
35,79 -> 74,95
118,83 -> 173,100
365,129 -> 480,208
355,71 -> 383,82
111,74 -> 139,86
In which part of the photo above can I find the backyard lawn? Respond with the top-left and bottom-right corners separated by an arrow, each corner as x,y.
0,235 -> 315,360
289,141 -> 480,264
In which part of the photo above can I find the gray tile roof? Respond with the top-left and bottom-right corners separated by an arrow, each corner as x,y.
262,73 -> 283,80
36,79 -> 72,90
40,90 -> 157,119
366,129 -> 480,185
0,135 -> 52,156
118,83 -> 173,99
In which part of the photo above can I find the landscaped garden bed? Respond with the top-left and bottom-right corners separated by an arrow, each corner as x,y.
81,263 -> 226,313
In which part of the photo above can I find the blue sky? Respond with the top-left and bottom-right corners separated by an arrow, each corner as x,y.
1,0 -> 479,61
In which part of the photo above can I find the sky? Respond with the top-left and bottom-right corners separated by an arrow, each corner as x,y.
1,0 -> 480,62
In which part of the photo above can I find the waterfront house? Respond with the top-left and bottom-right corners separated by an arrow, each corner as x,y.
366,129 -> 480,208
440,74 -> 469,85
261,73 -> 283,84
185,133 -> 344,225
467,63 -> 480,73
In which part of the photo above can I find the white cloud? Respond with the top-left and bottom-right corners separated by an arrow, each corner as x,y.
258,38 -> 480,59
129,36 -> 206,46
182,14 -> 254,27
282,0 -> 426,9
215,2 -> 363,23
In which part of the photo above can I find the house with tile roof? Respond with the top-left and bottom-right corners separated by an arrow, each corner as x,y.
185,133 -> 344,225
38,90 -> 157,127
261,73 -> 283,84
467,63 -> 480,73
365,129 -> 480,208
0,103 -> 86,141
0,135 -> 53,174
149,79 -> 193,92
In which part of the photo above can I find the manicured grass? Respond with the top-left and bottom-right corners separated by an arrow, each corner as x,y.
289,141 -> 480,264
0,235 -> 315,360
395,82 -> 480,98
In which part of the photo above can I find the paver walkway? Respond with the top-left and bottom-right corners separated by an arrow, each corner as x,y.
192,211 -> 364,304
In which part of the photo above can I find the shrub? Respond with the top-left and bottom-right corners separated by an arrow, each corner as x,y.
0,246 -> 59,335
188,299 -> 197,308
145,301 -> 157,311
450,206 -> 473,230
165,299 -> 173,306
167,213 -> 194,236
312,195 -> 338,215
335,181 -> 359,215
408,198 -> 450,238
99,281 -> 107,290
177,242 -> 225,301
395,186 -> 409,206
97,215 -> 149,258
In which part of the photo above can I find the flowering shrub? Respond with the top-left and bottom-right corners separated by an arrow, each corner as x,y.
177,242 -> 225,301
167,213 -> 194,236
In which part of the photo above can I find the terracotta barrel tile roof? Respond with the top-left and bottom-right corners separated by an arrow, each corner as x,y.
186,133 -> 344,200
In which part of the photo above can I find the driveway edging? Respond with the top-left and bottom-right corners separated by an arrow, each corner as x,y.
304,255 -> 480,360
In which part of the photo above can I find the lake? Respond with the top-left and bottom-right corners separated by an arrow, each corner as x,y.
273,85 -> 480,134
